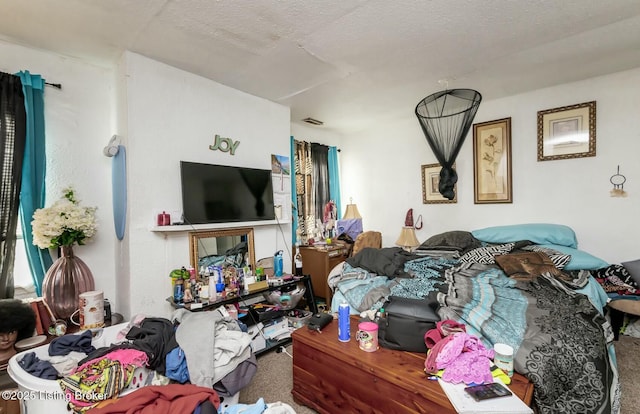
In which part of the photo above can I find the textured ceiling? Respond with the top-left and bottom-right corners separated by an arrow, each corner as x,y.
2,0 -> 640,132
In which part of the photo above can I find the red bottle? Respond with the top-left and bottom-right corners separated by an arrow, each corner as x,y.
157,211 -> 171,226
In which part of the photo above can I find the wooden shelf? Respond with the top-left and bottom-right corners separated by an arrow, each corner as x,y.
150,219 -> 289,233
167,275 -> 315,313
167,275 -> 317,356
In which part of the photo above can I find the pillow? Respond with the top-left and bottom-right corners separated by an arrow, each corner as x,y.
471,223 -> 578,248
459,243 -> 515,264
417,231 -> 482,252
521,245 -> 572,269
495,252 -> 563,280
622,259 -> 640,287
535,244 -> 609,271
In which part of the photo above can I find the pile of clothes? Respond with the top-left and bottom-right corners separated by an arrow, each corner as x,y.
17,306 -> 257,413
423,320 -> 511,385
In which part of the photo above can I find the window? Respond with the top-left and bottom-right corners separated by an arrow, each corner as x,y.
14,215 -> 36,298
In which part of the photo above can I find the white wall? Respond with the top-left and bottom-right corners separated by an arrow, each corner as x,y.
0,40 -> 118,308
2,43 -> 292,319
291,122 -> 343,148
340,68 -> 640,264
122,52 -> 291,318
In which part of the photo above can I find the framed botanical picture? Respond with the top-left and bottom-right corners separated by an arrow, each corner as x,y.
473,117 -> 512,204
537,101 -> 596,161
422,163 -> 457,204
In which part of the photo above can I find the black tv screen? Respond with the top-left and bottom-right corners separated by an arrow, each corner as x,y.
181,161 -> 275,224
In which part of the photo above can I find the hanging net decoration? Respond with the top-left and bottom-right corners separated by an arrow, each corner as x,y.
415,89 -> 482,200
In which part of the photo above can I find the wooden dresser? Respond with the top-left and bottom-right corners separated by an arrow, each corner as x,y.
299,244 -> 348,304
292,318 -> 534,414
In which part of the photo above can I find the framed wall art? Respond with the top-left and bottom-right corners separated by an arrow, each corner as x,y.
422,163 -> 457,204
537,101 -> 596,161
472,117 -> 512,204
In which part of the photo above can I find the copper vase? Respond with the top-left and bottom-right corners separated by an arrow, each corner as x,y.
42,245 -> 95,320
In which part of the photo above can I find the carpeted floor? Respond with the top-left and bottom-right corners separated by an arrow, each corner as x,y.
238,345 -> 315,414
239,335 -> 640,413
614,334 -> 640,413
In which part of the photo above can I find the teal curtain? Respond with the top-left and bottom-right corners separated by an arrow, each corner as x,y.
17,70 -> 52,296
328,146 -> 341,219
290,136 -> 298,245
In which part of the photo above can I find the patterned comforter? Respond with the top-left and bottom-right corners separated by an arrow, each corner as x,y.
330,251 -> 621,414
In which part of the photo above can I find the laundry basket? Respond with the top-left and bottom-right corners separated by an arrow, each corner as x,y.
7,322 -> 152,414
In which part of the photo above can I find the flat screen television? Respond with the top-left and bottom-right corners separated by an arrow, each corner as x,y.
180,161 -> 276,224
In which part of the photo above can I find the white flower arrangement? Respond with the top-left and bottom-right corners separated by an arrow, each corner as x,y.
31,187 -> 98,249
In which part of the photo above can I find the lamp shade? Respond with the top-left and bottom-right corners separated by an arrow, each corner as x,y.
343,203 -> 362,219
396,226 -> 420,250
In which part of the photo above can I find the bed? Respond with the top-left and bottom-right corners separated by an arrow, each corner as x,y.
327,223 -> 621,414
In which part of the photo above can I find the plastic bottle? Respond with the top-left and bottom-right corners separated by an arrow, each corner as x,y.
173,278 -> 184,303
160,211 -> 171,226
188,266 -> 198,300
294,248 -> 303,276
274,250 -> 284,276
338,302 -> 351,342
243,276 -> 250,295
375,307 -> 386,325
212,266 -> 225,293
208,274 -> 218,302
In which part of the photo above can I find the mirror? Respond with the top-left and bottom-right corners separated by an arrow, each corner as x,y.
189,227 -> 255,273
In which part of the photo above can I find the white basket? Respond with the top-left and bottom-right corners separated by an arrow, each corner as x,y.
286,309 -> 312,328
263,286 -> 306,310
219,392 -> 240,411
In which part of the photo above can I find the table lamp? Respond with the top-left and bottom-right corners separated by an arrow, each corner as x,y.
396,226 -> 420,251
337,198 -> 363,240
343,198 -> 362,219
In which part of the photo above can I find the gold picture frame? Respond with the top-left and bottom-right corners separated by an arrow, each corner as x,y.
422,163 -> 457,204
537,101 -> 596,161
473,117 -> 512,204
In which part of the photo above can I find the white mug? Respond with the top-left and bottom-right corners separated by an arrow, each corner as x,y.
70,291 -> 105,330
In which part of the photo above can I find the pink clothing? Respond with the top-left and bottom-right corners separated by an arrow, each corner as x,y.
425,330 -> 495,385
435,332 -> 492,368
442,349 -> 494,384
424,335 -> 455,374
437,333 -> 494,384
424,319 -> 466,349
74,348 -> 148,374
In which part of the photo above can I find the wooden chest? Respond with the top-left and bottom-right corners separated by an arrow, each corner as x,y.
291,317 -> 534,413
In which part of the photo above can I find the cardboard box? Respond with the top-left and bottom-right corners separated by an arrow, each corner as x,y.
248,280 -> 268,293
